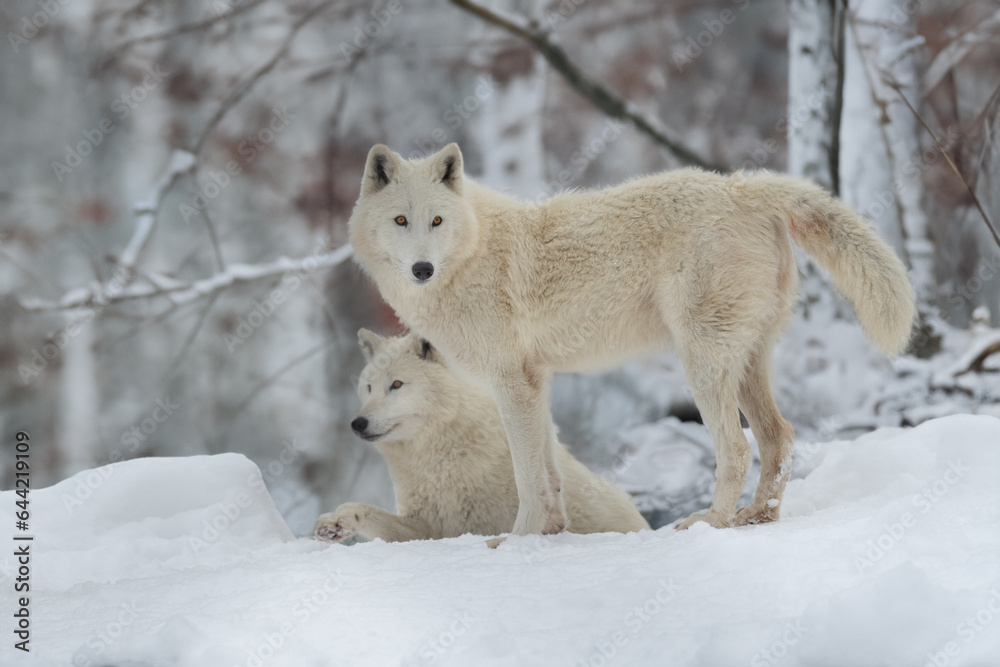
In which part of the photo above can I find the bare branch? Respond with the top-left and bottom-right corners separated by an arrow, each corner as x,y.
165,291 -> 222,379
99,0 -> 269,70
448,0 -> 723,172
200,206 -> 227,272
191,0 -> 336,156
891,85 -> 1000,249
216,339 -> 333,453
923,9 -> 1000,95
955,337 -> 1000,377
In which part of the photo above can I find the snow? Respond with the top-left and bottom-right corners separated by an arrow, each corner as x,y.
2,415 -> 999,666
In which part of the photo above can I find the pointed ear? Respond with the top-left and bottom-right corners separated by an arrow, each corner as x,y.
357,328 -> 385,361
361,144 -> 401,197
433,143 -> 464,193
412,337 -> 439,363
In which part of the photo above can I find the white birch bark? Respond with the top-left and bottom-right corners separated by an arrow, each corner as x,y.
787,0 -> 846,320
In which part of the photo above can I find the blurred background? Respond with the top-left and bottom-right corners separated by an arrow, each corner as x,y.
2,0 -> 998,533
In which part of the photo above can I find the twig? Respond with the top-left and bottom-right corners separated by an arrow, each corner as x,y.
215,340 -> 332,453
99,0 -> 269,70
955,338 -> 1000,377
892,85 -> 1000,249
191,0 -> 335,157
166,291 -> 222,374
200,207 -> 226,272
449,0 -> 723,172
923,9 -> 1000,95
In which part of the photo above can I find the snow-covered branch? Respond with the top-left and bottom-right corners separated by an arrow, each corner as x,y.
19,244 -> 353,312
448,0 -> 724,172
18,1 -> 344,316
120,149 -> 197,271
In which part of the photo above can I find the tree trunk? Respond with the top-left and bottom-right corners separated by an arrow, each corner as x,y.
787,0 -> 847,321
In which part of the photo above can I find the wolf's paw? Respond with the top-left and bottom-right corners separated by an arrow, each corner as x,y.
674,509 -> 733,530
511,503 -> 567,536
542,513 -> 567,536
314,503 -> 369,542
734,501 -> 780,526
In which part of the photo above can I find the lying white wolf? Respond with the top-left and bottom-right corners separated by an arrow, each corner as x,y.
348,143 -> 915,535
313,330 -> 649,542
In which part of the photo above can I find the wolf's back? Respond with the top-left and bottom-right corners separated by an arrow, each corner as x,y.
737,172 -> 916,355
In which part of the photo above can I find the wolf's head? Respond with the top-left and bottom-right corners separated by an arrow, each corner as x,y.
348,144 -> 479,288
351,328 -> 453,444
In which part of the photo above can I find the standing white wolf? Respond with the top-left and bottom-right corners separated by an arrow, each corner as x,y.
348,143 -> 915,535
313,330 -> 648,542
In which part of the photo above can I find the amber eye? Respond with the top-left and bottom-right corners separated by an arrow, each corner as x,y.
395,215 -> 407,226
390,380 -> 403,390
432,216 -> 442,227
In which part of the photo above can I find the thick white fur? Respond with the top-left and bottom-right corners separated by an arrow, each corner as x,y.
313,330 -> 649,543
348,143 -> 916,534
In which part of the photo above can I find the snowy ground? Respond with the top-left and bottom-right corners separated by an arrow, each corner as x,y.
2,414 -> 999,667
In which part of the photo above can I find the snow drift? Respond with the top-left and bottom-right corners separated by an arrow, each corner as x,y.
1,415 -> 999,667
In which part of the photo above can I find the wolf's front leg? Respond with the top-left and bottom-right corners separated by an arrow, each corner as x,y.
492,371 -> 567,536
314,503 -> 432,543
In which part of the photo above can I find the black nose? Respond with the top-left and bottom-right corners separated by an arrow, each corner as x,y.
412,262 -> 434,281
351,417 -> 368,434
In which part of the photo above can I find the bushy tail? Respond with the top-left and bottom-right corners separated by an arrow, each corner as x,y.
741,172 -> 916,355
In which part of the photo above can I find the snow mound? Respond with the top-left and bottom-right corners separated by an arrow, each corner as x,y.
5,453 -> 294,592
1,415 -> 999,667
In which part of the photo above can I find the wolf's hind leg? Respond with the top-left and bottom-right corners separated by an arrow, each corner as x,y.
734,347 -> 794,526
675,349 -> 751,530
